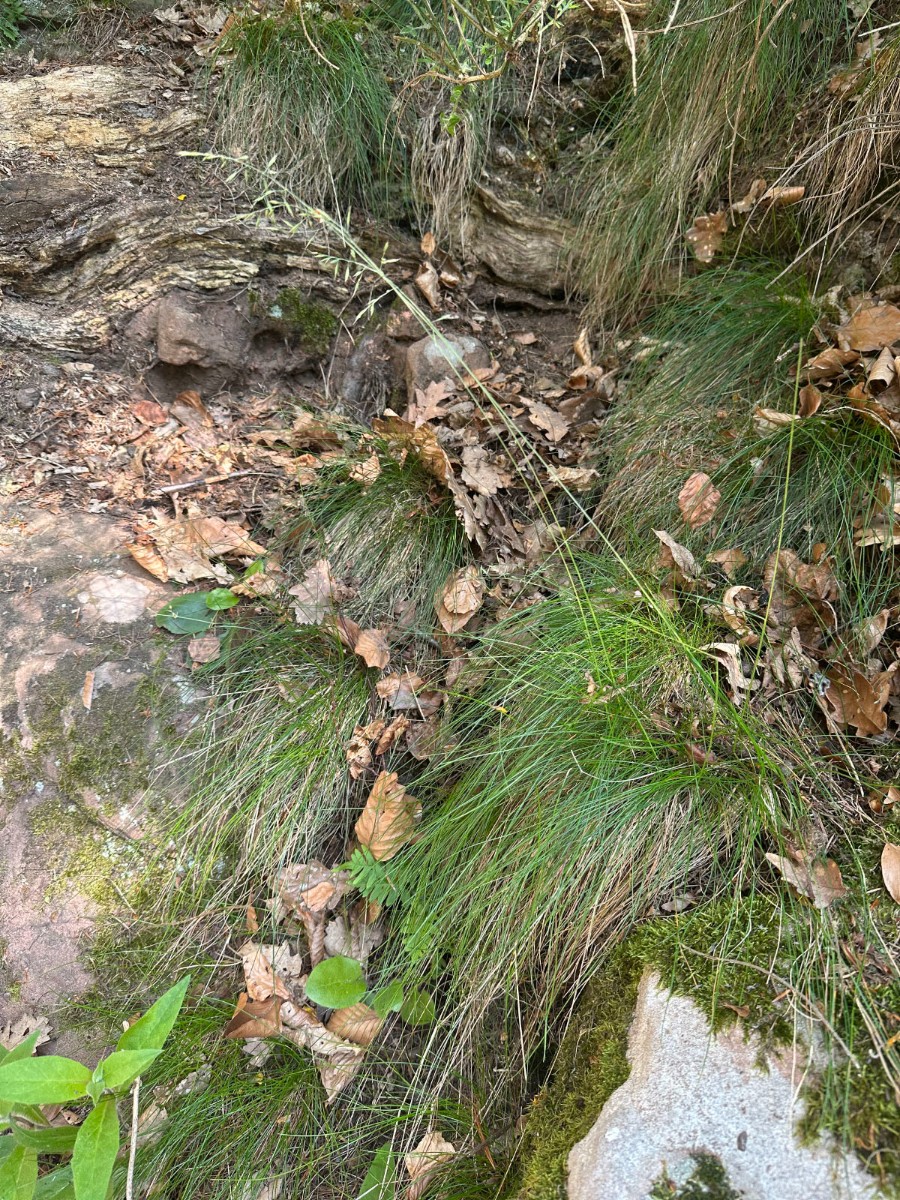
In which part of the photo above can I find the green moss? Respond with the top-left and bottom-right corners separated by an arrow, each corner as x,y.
650,1152 -> 743,1199
264,289 -> 338,355
515,942 -> 643,1200
27,796 -> 143,907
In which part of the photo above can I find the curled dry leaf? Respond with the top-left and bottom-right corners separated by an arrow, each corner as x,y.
881,843 -> 900,904
289,559 -> 339,625
802,347 -> 859,381
860,608 -> 890,653
759,184 -> 805,208
799,384 -> 823,417
355,770 -> 422,861
326,1003 -> 383,1048
420,231 -> 436,257
415,262 -> 441,310
129,510 -> 266,584
837,302 -> 900,353
566,363 -> 607,390
354,629 -> 391,670
816,662 -> 897,737
685,210 -> 728,264
654,530 -> 701,583
406,716 -> 443,761
678,471 -> 721,529
753,406 -> 798,435
765,851 -> 846,909
869,785 -> 900,814
223,993 -> 283,1040
405,1131 -> 456,1200
435,566 -> 484,634
719,585 -> 759,639
187,634 -> 221,664
349,454 -> 381,487
868,346 -> 897,394
373,715 -> 411,755
704,642 -> 758,703
573,327 -> 592,366
706,547 -> 747,579
237,941 -> 304,1001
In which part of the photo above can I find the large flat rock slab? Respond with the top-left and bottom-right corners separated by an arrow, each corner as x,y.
568,970 -> 877,1200
0,504 -> 199,1044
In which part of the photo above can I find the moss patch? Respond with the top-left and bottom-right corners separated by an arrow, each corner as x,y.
515,942 -> 643,1200
650,1152 -> 743,1199
252,288 -> 338,355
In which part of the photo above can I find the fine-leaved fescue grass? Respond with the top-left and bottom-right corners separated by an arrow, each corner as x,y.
376,558 -> 815,1058
599,263 -> 896,626
282,448 -> 468,628
577,0 -> 850,321
210,10 -> 399,211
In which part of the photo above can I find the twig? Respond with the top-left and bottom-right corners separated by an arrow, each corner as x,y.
126,1076 -> 141,1200
156,469 -> 275,496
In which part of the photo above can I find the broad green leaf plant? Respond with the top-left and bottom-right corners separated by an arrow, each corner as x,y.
0,977 -> 189,1200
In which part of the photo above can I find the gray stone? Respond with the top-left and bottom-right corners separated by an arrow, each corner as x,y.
156,289 -> 251,370
405,333 -> 491,402
0,505 -> 201,1052
568,970 -> 877,1200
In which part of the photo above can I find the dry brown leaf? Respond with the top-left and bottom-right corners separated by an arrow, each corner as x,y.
435,566 -> 484,634
354,629 -> 390,670
869,785 -> 900,814
838,302 -> 900,353
678,471 -> 721,529
760,185 -> 805,208
860,609 -> 891,653
704,641 -> 757,702
355,771 -> 422,861
420,231 -> 436,257
326,1003 -> 383,1048
654,530 -> 701,582
373,417 -> 453,485
406,716 -> 443,761
278,862 -> 349,916
376,672 -> 425,709
573,327 -> 592,366
524,400 -> 570,443
130,510 -> 266,585
289,559 -> 339,625
187,634 -> 221,664
415,262 -> 441,310
171,388 -> 212,428
802,347 -> 860,381
317,1048 -> 366,1103
223,994 -> 283,1039
765,851 -> 846,908
881,843 -> 900,904
460,445 -> 512,496
763,549 -> 838,644
81,670 -> 95,711
405,1131 -> 456,1200
513,331 -> 538,346
685,210 -> 728,263
404,379 -> 455,428
373,715 -> 411,755
799,384 -> 823,417
237,941 -> 304,1002
349,454 -> 381,487
816,662 -> 897,736
125,540 -> 170,583
867,346 -> 897,394
706,547 -> 747,578
546,465 -> 599,492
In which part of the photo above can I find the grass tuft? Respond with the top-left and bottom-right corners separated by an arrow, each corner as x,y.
577,0 -> 849,320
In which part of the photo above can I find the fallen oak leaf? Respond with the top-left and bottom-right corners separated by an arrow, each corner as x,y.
837,301 -> 900,353
654,530 -> 701,582
881,843 -> 900,904
373,715 -> 411,755
678,471 -> 721,529
706,547 -> 747,578
187,634 -> 221,664
354,629 -> 390,670
405,1131 -> 456,1200
289,559 -> 341,625
355,771 -> 422,861
435,566 -> 484,634
765,850 -> 846,909
816,662 -> 897,737
349,454 -> 381,487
